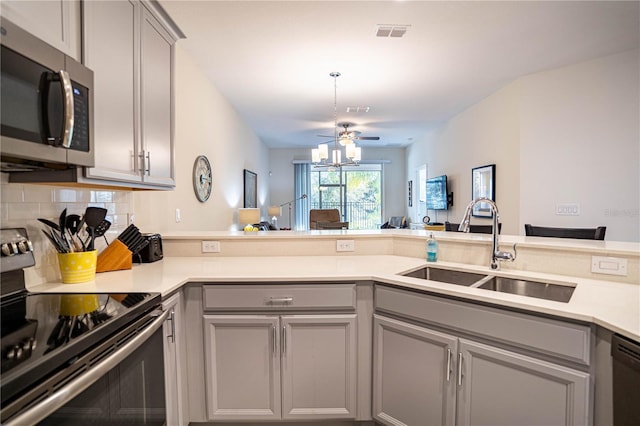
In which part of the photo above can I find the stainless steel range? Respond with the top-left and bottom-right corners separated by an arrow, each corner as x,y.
0,228 -> 169,425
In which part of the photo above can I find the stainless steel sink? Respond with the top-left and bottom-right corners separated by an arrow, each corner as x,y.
477,277 -> 575,303
400,266 -> 576,303
403,267 -> 488,286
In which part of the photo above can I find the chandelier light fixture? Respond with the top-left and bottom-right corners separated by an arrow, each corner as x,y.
312,72 -> 361,167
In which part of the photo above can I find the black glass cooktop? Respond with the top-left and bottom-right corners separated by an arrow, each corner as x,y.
0,291 -> 160,407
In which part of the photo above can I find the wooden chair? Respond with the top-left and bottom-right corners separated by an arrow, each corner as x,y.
524,224 -> 606,240
309,209 -> 342,230
445,221 -> 501,234
316,221 -> 349,230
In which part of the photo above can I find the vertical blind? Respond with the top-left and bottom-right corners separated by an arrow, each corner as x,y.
294,163 -> 311,230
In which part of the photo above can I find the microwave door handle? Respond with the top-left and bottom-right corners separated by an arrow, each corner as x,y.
39,72 -> 56,145
58,70 -> 74,148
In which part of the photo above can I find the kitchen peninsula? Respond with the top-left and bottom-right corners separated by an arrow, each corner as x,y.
25,230 -> 639,425
27,230 -> 640,340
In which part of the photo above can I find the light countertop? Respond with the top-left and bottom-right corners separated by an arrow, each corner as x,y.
27,254 -> 640,342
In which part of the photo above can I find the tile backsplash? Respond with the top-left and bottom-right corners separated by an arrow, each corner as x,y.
1,175 -> 134,285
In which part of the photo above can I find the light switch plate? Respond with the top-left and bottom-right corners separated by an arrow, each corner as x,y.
556,203 -> 580,216
591,256 -> 627,276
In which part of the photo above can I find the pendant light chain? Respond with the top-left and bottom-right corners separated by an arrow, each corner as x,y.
332,71 -> 339,148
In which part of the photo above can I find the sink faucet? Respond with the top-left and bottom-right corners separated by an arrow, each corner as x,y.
458,198 -> 516,270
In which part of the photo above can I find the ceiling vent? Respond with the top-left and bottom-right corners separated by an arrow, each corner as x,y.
376,24 -> 409,38
346,106 -> 370,113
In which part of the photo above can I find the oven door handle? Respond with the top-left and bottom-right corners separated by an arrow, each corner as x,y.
6,308 -> 171,426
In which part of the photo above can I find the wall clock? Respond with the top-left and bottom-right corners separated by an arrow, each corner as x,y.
193,155 -> 212,202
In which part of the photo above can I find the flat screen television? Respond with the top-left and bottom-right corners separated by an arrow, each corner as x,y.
426,175 -> 448,210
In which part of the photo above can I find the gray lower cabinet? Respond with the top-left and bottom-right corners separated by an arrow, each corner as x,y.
373,314 -> 591,426
162,292 -> 188,426
203,313 -> 357,421
373,315 -> 457,425
457,338 -> 590,426
203,315 -> 281,420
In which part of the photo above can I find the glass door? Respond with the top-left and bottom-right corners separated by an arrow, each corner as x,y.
310,164 -> 382,229
318,184 -> 345,216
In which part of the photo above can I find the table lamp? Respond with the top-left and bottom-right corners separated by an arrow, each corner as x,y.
268,206 -> 281,229
238,208 -> 260,232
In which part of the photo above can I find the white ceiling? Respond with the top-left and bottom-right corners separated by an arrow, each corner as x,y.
159,1 -> 640,149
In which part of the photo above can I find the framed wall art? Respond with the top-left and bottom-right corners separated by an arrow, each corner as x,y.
471,164 -> 495,217
243,169 -> 257,208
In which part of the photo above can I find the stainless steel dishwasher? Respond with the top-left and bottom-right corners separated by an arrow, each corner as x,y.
611,333 -> 640,425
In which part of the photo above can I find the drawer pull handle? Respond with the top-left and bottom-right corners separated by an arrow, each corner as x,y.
267,297 -> 293,304
446,348 -> 452,382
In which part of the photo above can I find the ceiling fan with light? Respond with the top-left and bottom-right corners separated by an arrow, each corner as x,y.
312,72 -> 367,167
317,122 -> 380,145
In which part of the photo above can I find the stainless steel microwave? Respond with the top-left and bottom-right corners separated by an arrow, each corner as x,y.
0,18 -> 94,171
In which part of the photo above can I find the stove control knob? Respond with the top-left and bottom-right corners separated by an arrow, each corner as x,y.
17,240 -> 33,253
1,243 -> 14,256
6,345 -> 23,360
22,338 -> 36,352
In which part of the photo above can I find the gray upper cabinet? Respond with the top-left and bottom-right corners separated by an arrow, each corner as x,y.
83,0 -> 139,183
0,0 -> 81,60
140,7 -> 174,186
83,0 -> 181,188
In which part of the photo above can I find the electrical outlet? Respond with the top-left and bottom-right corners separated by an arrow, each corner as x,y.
591,256 -> 627,276
336,240 -> 355,252
202,241 -> 221,253
555,203 -> 580,216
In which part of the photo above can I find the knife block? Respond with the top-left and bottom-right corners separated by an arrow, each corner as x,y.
96,240 -> 132,272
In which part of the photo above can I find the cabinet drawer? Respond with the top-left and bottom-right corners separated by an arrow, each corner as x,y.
375,285 -> 591,366
203,283 -> 356,311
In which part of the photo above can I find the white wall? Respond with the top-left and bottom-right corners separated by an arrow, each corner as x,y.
268,147 -> 407,228
519,49 -> 639,241
134,44 -> 270,232
406,82 -> 522,233
407,49 -> 640,241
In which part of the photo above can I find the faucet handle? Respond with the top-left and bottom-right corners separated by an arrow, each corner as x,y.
496,244 -> 517,262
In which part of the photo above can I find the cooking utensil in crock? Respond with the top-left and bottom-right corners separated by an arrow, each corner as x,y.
92,219 -> 112,245
83,207 -> 107,251
65,214 -> 84,251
